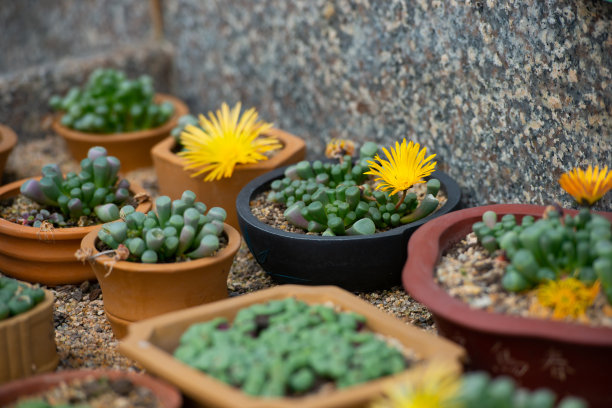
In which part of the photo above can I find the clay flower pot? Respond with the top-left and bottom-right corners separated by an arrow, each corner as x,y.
236,167 -> 461,291
0,124 -> 17,183
52,94 -> 189,172
119,284 -> 465,408
80,222 -> 241,338
0,179 -> 151,286
151,128 -> 306,229
0,287 -> 58,384
0,369 -> 182,407
402,204 -> 612,408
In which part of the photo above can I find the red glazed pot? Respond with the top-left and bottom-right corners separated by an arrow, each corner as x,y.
402,204 -> 612,408
0,369 -> 182,408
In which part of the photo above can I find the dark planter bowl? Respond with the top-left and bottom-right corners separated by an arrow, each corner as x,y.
237,166 -> 461,291
401,204 -> 612,408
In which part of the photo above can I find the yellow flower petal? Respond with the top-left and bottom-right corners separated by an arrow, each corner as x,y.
178,102 -> 281,181
364,139 -> 437,196
559,165 -> 612,206
536,278 -> 600,320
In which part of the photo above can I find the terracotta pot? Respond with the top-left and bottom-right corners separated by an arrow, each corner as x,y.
402,204 -> 612,408
0,369 -> 182,407
0,124 -> 17,183
80,222 -> 241,338
119,284 -> 466,408
0,179 -> 152,286
236,167 -> 462,291
52,93 -> 189,172
151,128 -> 306,229
0,288 -> 58,384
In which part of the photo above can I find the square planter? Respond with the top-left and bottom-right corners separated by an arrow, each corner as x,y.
151,128 -> 306,230
0,287 -> 58,384
119,284 -> 465,408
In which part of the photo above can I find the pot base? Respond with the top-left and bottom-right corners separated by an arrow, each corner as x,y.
0,252 -> 95,286
105,309 -> 132,339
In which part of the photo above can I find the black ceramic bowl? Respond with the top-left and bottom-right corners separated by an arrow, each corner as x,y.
236,166 -> 461,292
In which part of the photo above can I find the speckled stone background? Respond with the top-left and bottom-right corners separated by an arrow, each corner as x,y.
1,0 -> 611,209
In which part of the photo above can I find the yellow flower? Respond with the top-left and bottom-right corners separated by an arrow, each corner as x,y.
178,102 -> 282,181
536,278 -> 600,320
370,363 -> 462,408
559,165 -> 612,206
365,139 -> 437,196
325,138 -> 356,159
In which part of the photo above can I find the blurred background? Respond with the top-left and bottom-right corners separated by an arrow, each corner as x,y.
0,0 -> 610,209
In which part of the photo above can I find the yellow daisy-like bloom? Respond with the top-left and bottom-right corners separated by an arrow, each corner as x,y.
370,364 -> 462,408
536,278 -> 600,320
325,138 -> 356,159
365,139 -> 437,196
559,165 -> 612,206
178,102 -> 282,181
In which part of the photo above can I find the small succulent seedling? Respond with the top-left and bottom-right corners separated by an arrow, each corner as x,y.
49,68 -> 174,133
0,276 -> 45,321
267,138 -> 442,235
174,298 -> 409,397
19,146 -> 132,226
96,190 -> 227,263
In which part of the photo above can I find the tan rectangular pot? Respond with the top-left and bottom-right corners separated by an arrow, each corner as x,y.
119,284 -> 466,408
0,287 -> 58,384
0,124 -> 17,183
52,94 -> 189,173
80,222 -> 241,339
0,179 -> 151,286
151,128 -> 306,229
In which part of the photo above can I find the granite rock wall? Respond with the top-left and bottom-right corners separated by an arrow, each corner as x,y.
162,0 -> 611,209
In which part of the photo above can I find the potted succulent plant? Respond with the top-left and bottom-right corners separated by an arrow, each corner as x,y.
119,284 -> 465,408
0,124 -> 17,183
402,165 -> 612,408
50,68 -> 189,172
151,102 -> 306,229
0,277 -> 58,384
78,190 -> 241,338
236,138 -> 461,291
371,363 -> 587,408
0,146 -> 151,286
0,369 -> 182,407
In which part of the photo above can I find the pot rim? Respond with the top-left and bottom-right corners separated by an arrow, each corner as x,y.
0,368 -> 182,408
80,222 -> 241,274
402,203 -> 612,346
51,93 -> 188,143
236,165 -> 462,242
0,177 -> 151,240
151,127 -> 306,174
0,124 -> 18,153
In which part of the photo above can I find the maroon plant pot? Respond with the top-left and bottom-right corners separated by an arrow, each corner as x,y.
0,369 -> 182,408
402,204 -> 612,408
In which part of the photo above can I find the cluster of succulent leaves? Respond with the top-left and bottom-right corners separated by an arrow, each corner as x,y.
49,68 -> 174,133
455,372 -> 586,408
0,277 -> 45,321
98,190 -> 227,263
170,114 -> 199,148
473,208 -> 612,303
266,142 -> 441,236
19,146 -> 131,226
13,400 -> 89,408
174,297 -> 408,397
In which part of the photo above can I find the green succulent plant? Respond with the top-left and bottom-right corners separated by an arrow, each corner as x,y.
473,208 -> 612,303
266,141 -> 442,236
174,297 -> 408,397
97,190 -> 227,263
49,68 -> 174,133
0,277 -> 45,321
19,146 -> 132,225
